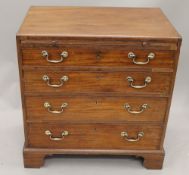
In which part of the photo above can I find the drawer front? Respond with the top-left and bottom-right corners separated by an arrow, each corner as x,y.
24,71 -> 171,95
22,46 -> 174,68
27,123 -> 162,150
25,96 -> 168,122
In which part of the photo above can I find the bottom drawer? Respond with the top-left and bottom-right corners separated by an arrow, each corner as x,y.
27,123 -> 163,150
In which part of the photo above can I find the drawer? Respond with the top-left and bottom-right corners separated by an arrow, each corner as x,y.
22,46 -> 174,68
23,70 -> 172,95
25,96 -> 168,123
27,123 -> 163,150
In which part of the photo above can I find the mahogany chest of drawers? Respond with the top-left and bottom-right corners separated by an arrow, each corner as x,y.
17,7 -> 182,169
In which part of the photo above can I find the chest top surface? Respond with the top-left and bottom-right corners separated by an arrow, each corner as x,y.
17,6 -> 180,40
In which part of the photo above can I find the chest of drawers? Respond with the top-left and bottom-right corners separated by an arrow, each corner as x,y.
17,7 -> 182,169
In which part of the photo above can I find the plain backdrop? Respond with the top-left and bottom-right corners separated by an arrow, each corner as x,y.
0,1 -> 189,175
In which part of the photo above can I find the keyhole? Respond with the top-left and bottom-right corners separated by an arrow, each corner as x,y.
51,40 -> 58,47
96,75 -> 101,80
96,100 -> 98,105
96,51 -> 102,60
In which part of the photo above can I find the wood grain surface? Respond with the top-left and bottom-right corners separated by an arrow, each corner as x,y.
25,96 -> 168,123
23,70 -> 172,96
27,123 -> 163,150
17,7 -> 180,39
22,46 -> 175,68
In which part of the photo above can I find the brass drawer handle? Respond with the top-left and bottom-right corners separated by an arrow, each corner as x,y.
124,103 -> 148,114
42,75 -> 69,88
127,76 -> 151,89
45,130 -> 69,141
121,131 -> 144,142
128,52 -> 155,65
41,50 -> 68,63
44,102 -> 68,114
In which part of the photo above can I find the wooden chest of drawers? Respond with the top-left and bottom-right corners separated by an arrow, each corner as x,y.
17,7 -> 182,169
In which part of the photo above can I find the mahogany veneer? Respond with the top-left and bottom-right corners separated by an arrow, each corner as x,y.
17,7 -> 182,169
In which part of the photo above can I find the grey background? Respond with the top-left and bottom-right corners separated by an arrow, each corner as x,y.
0,0 -> 188,174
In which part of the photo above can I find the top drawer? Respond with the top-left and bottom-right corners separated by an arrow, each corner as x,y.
21,45 -> 175,68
